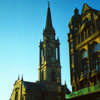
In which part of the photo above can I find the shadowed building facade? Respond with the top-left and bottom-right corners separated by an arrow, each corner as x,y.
66,3 -> 100,100
10,3 -> 70,100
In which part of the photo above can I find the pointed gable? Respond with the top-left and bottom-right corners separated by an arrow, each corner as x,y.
82,3 -> 91,14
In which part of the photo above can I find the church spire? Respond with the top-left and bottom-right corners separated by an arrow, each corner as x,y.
43,1 -> 55,34
45,1 -> 53,29
21,75 -> 23,81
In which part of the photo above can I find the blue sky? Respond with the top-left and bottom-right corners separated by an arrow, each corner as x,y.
0,0 -> 100,100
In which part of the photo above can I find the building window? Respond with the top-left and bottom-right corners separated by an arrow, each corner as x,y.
88,64 -> 90,72
72,68 -> 75,73
85,29 -> 88,39
84,65 -> 87,77
41,49 -> 43,57
96,64 -> 98,71
56,48 -> 58,60
93,43 -> 100,53
41,48 -> 44,63
81,32 -> 84,42
51,71 -> 56,81
88,68 -> 90,73
70,42 -> 73,49
82,50 -> 88,59
49,47 -> 54,57
15,92 -> 18,100
94,60 -> 98,71
88,27 -> 92,36
71,55 -> 74,64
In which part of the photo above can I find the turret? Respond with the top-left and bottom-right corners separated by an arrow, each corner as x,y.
69,8 -> 81,34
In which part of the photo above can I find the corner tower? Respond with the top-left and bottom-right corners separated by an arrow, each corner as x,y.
39,2 -> 61,92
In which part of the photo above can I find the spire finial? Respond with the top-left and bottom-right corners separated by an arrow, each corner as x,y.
21,75 -> 23,81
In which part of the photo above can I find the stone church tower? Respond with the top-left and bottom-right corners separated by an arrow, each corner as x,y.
10,2 -> 70,100
39,2 -> 61,92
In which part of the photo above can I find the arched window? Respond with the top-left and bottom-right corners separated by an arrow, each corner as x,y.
15,92 -> 18,100
93,43 -> 100,53
41,49 -> 43,57
41,48 -> 44,63
82,50 -> 88,59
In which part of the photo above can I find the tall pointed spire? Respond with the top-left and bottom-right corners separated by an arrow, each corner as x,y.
21,75 -> 23,81
43,1 -> 55,34
45,1 -> 53,29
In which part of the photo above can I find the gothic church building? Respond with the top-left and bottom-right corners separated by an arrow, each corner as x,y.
10,3 -> 70,100
66,3 -> 100,100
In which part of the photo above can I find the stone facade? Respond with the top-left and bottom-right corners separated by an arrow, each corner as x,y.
66,3 -> 100,100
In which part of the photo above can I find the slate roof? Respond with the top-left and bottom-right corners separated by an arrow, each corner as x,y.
22,81 -> 70,94
22,81 -> 41,94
